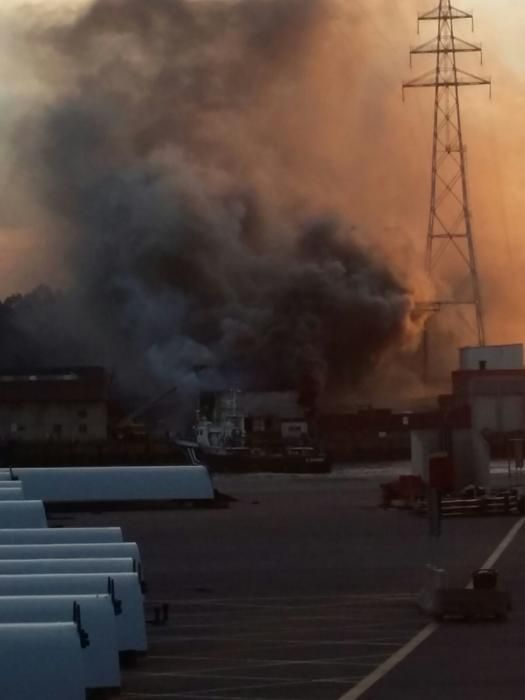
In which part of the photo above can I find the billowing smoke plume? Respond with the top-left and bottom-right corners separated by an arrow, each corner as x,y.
0,0 -> 420,404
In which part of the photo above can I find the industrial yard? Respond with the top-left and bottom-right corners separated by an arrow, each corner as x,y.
47,466 -> 521,700
0,0 -> 524,697
2,337 -> 525,698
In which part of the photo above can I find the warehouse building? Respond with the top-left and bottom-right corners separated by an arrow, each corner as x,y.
0,367 -> 109,443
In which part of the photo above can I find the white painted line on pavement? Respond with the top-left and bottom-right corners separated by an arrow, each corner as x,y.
478,517 -> 525,571
338,516 -> 525,700
150,634 -> 404,646
154,592 -> 412,605
337,623 -> 438,700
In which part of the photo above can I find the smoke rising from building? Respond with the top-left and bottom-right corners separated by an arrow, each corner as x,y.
0,0 -> 433,403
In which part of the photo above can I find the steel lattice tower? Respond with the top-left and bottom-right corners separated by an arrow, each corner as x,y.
403,1 -> 491,350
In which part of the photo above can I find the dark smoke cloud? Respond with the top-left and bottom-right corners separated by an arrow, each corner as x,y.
1,0 -> 417,404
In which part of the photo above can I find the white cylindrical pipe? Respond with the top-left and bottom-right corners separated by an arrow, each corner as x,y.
0,622 -> 85,700
0,489 -> 24,501
0,501 -> 47,528
0,595 -> 120,691
0,557 -> 135,575
0,573 -> 146,652
14,465 -> 214,503
0,541 -> 141,566
0,527 -> 123,544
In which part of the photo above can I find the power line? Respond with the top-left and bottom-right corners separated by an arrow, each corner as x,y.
403,1 -> 492,376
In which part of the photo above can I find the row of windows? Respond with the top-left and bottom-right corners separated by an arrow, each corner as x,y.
10,423 -> 89,434
0,409 -> 90,418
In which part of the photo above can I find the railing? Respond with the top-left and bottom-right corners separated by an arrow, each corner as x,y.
415,491 -> 522,517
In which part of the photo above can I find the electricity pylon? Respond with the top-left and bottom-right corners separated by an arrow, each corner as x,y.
403,1 -> 491,356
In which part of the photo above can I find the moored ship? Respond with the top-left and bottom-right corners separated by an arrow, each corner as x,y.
195,390 -> 331,474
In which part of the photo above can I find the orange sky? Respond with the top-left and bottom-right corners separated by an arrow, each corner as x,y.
0,0 -> 524,346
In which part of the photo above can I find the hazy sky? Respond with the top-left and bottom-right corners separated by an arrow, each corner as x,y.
0,0 -> 524,349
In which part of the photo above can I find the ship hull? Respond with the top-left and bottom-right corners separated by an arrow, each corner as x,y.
199,449 -> 331,474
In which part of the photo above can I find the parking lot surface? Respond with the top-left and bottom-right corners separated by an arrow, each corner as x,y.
59,467 -> 519,699
120,592 -> 422,699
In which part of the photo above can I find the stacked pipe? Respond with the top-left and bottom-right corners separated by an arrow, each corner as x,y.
12,465 -> 215,509
0,470 -> 149,699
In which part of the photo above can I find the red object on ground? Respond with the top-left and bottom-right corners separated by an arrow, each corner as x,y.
398,475 -> 426,500
381,475 -> 425,507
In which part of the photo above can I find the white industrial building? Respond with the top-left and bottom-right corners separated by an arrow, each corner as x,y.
459,343 -> 523,371
411,344 -> 525,489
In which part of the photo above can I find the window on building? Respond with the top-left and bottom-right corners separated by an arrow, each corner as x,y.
53,424 -> 62,436
78,424 -> 88,434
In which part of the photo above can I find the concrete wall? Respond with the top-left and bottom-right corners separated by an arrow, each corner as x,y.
0,402 -> 108,442
411,430 -> 441,481
452,429 -> 490,488
471,394 -> 525,433
472,431 -> 491,487
412,428 -> 490,488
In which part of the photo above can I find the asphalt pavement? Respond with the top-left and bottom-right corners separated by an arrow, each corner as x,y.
357,517 -> 525,700
57,466 -> 522,699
